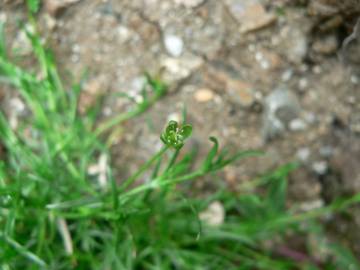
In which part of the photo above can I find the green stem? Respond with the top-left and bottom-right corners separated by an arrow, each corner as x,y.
109,167 -> 119,211
120,146 -> 169,191
94,93 -> 164,137
165,149 -> 180,173
123,170 -> 204,198
94,109 -> 140,137
46,168 -> 203,211
60,152 -> 81,180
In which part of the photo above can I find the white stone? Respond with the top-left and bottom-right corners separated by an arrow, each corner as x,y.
12,24 -> 35,56
87,154 -> 108,189
167,112 -> 181,123
199,201 -> 225,226
0,12 -> 7,23
117,25 -> 131,42
289,118 -> 307,131
296,147 -> 311,162
298,78 -> 308,90
194,88 -> 214,102
319,146 -> 333,157
351,75 -> 359,84
281,69 -> 293,82
313,161 -> 328,175
164,34 -> 184,57
102,107 -> 112,116
9,97 -> 26,113
161,54 -> 203,82
173,0 -> 204,8
299,199 -> 324,212
304,112 -> 317,124
131,76 -> 146,92
262,87 -> 301,140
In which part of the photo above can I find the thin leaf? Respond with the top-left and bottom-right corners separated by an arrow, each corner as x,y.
266,176 -> 287,214
27,0 -> 41,14
202,137 -> 219,171
1,233 -> 47,267
328,243 -> 360,270
0,22 -> 6,59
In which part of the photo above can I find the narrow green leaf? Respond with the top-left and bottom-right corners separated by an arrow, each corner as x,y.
202,137 -> 219,171
0,22 -> 6,59
328,243 -> 360,270
27,0 -> 41,14
266,176 -> 287,214
1,233 -> 47,267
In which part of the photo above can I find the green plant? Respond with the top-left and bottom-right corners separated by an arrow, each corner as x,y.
1,5 -> 360,270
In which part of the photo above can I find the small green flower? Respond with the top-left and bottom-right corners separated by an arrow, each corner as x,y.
160,120 -> 192,150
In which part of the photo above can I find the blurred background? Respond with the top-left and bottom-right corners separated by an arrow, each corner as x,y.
1,0 -> 360,261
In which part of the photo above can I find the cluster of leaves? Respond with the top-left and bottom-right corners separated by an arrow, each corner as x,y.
1,5 -> 360,270
160,120 -> 192,150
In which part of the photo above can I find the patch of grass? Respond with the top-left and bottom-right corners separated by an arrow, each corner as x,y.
1,7 -> 360,270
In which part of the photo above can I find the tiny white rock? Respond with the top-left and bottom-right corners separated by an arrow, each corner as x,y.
164,34 -> 184,57
194,88 -> 214,102
167,112 -> 181,123
10,97 -> 26,113
299,199 -> 324,212
296,147 -> 310,162
173,0 -> 204,7
87,154 -> 108,189
312,161 -> 328,175
199,201 -> 225,226
289,118 -> 307,131
0,12 -> 7,23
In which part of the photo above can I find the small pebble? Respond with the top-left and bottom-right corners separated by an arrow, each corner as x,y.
262,87 -> 301,140
0,12 -> 7,23
9,97 -> 26,113
298,78 -> 308,91
281,69 -> 293,82
194,88 -> 214,103
226,79 -> 254,107
312,34 -> 338,55
225,1 -> 276,33
102,107 -> 112,116
167,112 -> 181,123
299,199 -> 324,212
313,65 -> 322,74
173,0 -> 204,7
45,0 -> 80,16
289,118 -> 307,131
351,75 -> 359,84
199,201 -> 225,226
319,146 -> 334,157
304,112 -> 317,124
117,25 -> 131,42
296,147 -> 311,162
164,34 -> 184,57
312,161 -> 328,175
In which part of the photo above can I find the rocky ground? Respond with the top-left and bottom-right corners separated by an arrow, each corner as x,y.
1,0 -> 360,256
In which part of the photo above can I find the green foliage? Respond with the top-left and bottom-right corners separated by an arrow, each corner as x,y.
328,243 -> 360,270
160,120 -> 192,150
0,23 -> 6,59
27,0 -> 41,14
202,137 -> 262,173
1,10 -> 360,270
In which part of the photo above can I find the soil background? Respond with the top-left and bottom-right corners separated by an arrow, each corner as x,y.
1,0 -> 360,257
